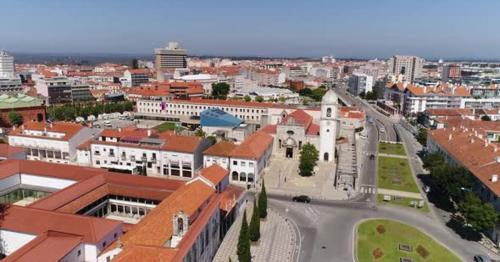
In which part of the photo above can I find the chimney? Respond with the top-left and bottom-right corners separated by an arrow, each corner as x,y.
118,127 -> 122,132
492,174 -> 498,183
147,129 -> 152,137
485,140 -> 488,147
448,133 -> 452,141
470,138 -> 474,144
50,122 -> 53,128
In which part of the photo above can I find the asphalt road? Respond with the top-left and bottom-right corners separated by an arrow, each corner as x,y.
334,88 -> 398,142
270,197 -> 488,262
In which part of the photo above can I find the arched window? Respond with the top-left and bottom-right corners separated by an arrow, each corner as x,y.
177,217 -> 184,233
326,107 -> 332,117
232,171 -> 238,181
323,153 -> 329,161
239,172 -> 247,182
248,173 -> 255,182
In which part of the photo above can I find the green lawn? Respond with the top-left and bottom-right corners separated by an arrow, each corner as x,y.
379,142 -> 406,156
376,194 -> 430,213
357,219 -> 461,262
378,156 -> 419,193
154,122 -> 178,132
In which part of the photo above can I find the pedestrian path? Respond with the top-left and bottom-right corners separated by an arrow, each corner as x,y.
378,153 -> 408,159
213,204 -> 297,262
378,188 -> 423,199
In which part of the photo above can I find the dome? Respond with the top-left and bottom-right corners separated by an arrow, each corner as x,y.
322,89 -> 338,104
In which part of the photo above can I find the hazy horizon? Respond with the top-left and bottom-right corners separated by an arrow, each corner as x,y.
2,0 -> 500,60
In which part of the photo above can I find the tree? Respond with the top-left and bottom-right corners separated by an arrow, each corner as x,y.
310,88 -> 326,101
258,181 -> 268,219
255,96 -> 264,103
211,82 -> 231,99
422,152 -> 445,172
249,199 -> 261,242
415,128 -> 428,146
365,91 -> 378,100
244,95 -> 251,102
299,88 -> 312,96
237,211 -> 251,262
481,115 -> 491,121
278,96 -> 286,103
459,193 -> 498,232
131,59 -> 139,69
299,143 -> 319,176
8,112 -> 23,126
206,135 -> 217,146
195,128 -> 206,137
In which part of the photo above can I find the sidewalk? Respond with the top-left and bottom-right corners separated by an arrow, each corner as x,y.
378,188 -> 423,199
378,153 -> 408,159
213,204 -> 297,262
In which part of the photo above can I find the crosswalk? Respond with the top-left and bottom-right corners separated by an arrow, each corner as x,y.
360,185 -> 377,194
293,203 -> 320,224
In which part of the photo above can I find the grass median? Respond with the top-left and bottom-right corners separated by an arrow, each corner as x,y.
377,156 -> 419,193
357,219 -> 460,262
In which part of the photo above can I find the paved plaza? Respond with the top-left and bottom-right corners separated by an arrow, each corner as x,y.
263,156 -> 348,200
213,200 -> 297,262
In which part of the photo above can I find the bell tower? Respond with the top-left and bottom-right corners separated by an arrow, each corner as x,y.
319,89 -> 338,162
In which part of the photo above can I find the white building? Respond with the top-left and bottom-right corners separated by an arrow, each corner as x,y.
8,122 -> 100,164
0,50 -> 15,79
78,128 -> 212,179
203,131 -> 273,187
348,73 -> 373,95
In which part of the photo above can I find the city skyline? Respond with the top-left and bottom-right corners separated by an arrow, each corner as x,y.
1,0 -> 500,59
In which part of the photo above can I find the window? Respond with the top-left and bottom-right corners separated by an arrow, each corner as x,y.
326,107 -> 332,117
233,160 -> 237,165
77,250 -> 81,256
241,162 -> 246,167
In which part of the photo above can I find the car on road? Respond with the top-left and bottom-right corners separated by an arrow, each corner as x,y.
473,255 -> 492,262
369,154 -> 375,160
292,195 -> 311,203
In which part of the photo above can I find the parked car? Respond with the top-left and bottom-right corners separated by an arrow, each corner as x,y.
292,195 -> 311,203
473,255 -> 492,262
423,185 -> 431,193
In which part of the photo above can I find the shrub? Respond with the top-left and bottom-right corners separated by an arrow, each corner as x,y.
376,225 -> 386,234
416,245 -> 429,258
372,248 -> 383,259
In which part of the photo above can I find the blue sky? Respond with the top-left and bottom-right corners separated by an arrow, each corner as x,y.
1,0 -> 499,59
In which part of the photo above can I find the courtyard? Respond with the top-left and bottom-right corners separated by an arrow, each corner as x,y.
356,219 -> 460,262
264,156 -> 348,200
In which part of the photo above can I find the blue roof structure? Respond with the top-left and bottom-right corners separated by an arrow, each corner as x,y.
200,108 -> 242,128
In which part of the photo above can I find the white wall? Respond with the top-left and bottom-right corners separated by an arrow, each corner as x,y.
0,175 -> 21,192
0,230 -> 36,255
61,243 -> 85,262
20,174 -> 76,189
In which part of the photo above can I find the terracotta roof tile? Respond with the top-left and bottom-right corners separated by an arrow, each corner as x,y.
199,164 -> 228,185
203,141 -> 237,157
230,131 -> 273,160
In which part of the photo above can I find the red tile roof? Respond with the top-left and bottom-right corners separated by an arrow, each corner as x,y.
4,231 -> 83,262
230,131 -> 273,160
199,164 -> 228,185
9,121 -> 85,141
429,127 -> 500,196
1,206 -> 122,244
203,141 -> 237,157
0,144 -> 25,158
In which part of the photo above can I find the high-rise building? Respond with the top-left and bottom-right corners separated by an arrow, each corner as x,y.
348,73 -> 373,95
0,50 -> 15,79
0,50 -> 22,94
388,55 -> 424,83
154,42 -> 187,81
441,64 -> 461,82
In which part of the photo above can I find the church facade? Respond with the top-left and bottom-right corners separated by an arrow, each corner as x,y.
261,89 -> 339,162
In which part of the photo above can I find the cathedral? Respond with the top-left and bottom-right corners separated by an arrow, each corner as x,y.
262,89 -> 339,162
